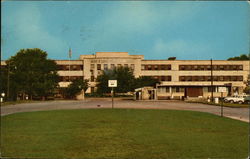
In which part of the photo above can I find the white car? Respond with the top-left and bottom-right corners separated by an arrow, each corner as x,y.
224,95 -> 249,104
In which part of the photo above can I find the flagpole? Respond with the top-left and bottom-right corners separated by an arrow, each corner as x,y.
69,48 -> 72,82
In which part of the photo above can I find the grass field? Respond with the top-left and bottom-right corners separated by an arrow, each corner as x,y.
1,109 -> 248,158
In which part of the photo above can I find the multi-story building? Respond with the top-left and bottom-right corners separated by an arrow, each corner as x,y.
2,52 -> 249,100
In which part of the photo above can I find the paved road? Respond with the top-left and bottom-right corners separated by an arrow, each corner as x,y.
1,99 -> 249,122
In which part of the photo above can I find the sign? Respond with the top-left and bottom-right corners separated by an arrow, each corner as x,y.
108,80 -> 117,87
218,87 -> 227,93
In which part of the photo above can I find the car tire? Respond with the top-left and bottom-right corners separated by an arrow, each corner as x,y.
230,100 -> 234,104
238,101 -> 243,104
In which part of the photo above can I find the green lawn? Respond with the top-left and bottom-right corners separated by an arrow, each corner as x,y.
1,109 -> 248,158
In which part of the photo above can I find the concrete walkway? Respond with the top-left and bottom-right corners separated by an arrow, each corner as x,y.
1,99 -> 249,122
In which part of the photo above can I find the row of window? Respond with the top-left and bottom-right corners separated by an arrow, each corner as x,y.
92,64 -> 135,71
59,75 -> 243,82
141,65 -> 171,70
57,65 -> 83,71
179,76 -> 243,82
179,65 -> 243,71
56,64 -> 243,71
59,76 -> 83,82
157,86 -> 229,93
158,86 -> 185,93
144,76 -> 172,82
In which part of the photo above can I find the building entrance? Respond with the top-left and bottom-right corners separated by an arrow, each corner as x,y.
185,87 -> 203,97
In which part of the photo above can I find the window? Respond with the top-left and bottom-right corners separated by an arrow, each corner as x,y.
219,65 -> 224,70
158,87 -> 166,93
64,76 -> 69,82
111,64 -> 115,69
97,64 -> 101,70
154,65 -> 158,70
238,65 -> 243,70
179,65 -> 185,70
118,64 -> 122,67
179,76 -> 185,81
104,64 -> 108,70
208,87 -> 216,92
167,65 -> 171,70
237,76 -> 243,81
141,65 -> 145,70
213,65 -> 218,70
131,64 -> 135,70
65,65 -> 70,70
166,87 -> 170,93
194,65 -> 198,70
199,65 -> 205,70
176,87 -> 180,92
206,65 -> 211,70
225,65 -> 230,70
124,64 -> 128,68
91,76 -> 95,82
91,64 -> 95,70
148,65 -> 152,70
160,76 -> 166,81
71,76 -> 77,81
231,76 -> 237,81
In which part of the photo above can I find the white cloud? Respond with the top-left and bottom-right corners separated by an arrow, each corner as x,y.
82,1 -> 203,51
4,4 -> 67,57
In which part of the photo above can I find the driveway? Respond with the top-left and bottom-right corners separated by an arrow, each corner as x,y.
1,99 -> 249,122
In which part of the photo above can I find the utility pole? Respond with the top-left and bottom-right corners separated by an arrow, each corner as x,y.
69,48 -> 72,82
7,63 -> 10,101
210,59 -> 214,102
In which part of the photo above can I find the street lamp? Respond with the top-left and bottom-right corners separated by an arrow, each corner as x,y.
1,92 -> 5,103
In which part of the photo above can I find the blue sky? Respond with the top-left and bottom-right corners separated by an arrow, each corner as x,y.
1,1 -> 249,60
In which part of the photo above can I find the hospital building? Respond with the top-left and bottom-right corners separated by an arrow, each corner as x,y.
55,52 -> 249,100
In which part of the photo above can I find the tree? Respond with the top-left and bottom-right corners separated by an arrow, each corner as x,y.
228,54 -> 250,60
96,66 -> 135,94
134,76 -> 159,89
244,86 -> 250,94
63,79 -> 89,99
6,48 -> 59,100
96,67 -> 159,95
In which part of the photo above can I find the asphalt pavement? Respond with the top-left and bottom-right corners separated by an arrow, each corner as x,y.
1,98 -> 249,122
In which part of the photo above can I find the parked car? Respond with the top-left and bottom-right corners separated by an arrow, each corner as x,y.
224,95 -> 249,104
244,96 -> 250,104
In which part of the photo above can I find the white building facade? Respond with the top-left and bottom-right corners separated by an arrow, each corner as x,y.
55,52 -> 249,99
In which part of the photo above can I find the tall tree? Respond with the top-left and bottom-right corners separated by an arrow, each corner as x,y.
6,48 -> 59,100
63,79 -> 89,99
134,76 -> 159,89
96,66 -> 135,94
228,54 -> 250,60
96,67 -> 159,95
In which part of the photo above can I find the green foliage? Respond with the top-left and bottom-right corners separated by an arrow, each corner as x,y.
96,67 -> 159,95
243,86 -> 250,94
227,54 -> 250,60
134,76 -> 159,89
63,79 -> 89,99
96,67 -> 135,94
114,67 -> 135,93
5,48 -> 59,100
